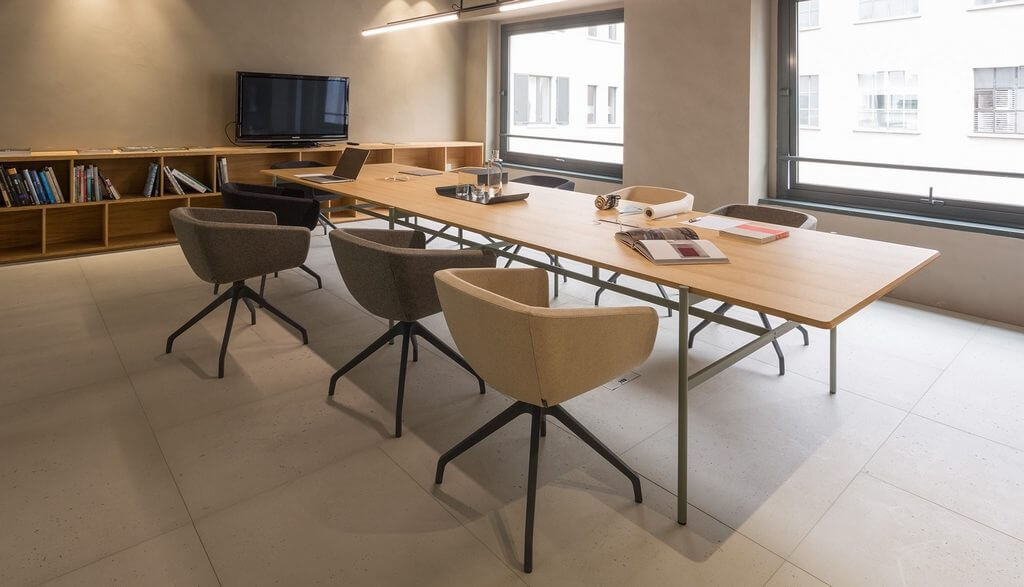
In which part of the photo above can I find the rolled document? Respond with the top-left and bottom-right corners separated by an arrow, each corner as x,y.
623,193 -> 695,219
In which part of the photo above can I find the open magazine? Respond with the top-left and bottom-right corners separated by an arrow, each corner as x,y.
615,227 -> 729,265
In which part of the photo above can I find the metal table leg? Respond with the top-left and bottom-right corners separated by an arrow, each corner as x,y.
830,327 -> 838,395
677,286 -> 689,525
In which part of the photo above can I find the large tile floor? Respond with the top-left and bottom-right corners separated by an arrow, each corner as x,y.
2,221 -> 1023,586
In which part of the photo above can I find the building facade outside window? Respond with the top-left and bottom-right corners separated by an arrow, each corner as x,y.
502,10 -> 624,179
799,0 -> 820,28
799,75 -> 820,127
858,0 -> 918,20
974,66 -> 1024,134
857,71 -> 919,131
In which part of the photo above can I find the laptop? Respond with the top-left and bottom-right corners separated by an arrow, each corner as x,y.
295,148 -> 370,184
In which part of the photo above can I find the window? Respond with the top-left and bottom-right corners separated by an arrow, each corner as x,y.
799,0 -> 819,28
857,71 -> 919,131
799,75 -> 819,127
975,0 -> 1018,5
776,0 -> 1024,231
502,10 -> 624,180
974,67 -> 1024,134
858,0 -> 918,20
607,86 -> 618,125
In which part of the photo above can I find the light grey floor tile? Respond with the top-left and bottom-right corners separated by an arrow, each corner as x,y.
790,474 -> 1024,587
622,362 -> 905,556
0,378 -> 190,586
156,379 -> 390,519
913,333 -> 1024,451
196,448 -> 523,586
764,563 -> 828,587
0,334 -> 126,407
41,525 -> 218,587
0,298 -> 109,356
866,414 -> 1024,541
0,258 -> 94,309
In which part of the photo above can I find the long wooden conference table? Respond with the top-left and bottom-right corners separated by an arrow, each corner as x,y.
264,162 -> 939,525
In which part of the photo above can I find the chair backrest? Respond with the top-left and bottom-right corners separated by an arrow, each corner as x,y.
609,185 -> 692,205
170,207 -> 217,283
708,204 -> 817,230
513,175 -> 576,191
221,182 -> 320,230
434,268 -> 658,407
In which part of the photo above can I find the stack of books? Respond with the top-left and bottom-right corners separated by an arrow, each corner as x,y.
162,165 -> 212,195
72,165 -> 122,202
0,165 -> 66,206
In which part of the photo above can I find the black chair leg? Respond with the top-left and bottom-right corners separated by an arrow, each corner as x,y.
540,415 -> 547,437
166,287 -> 235,353
217,287 -> 242,379
522,406 -> 543,574
298,264 -> 323,289
258,275 -> 267,307
328,321 -> 407,397
242,298 -> 256,325
759,312 -> 786,376
394,324 -> 413,437
213,283 -> 220,295
435,402 -> 530,484
240,287 -> 308,344
412,322 -> 486,394
411,333 -> 419,362
687,302 -> 732,349
548,405 -> 643,503
797,324 -> 810,346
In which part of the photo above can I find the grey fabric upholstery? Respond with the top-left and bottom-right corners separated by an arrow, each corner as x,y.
171,207 -> 311,284
330,228 -> 497,322
708,204 -> 817,230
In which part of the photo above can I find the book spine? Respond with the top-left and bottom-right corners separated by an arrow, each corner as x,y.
174,169 -> 209,193
47,167 -> 64,203
38,170 -> 54,204
10,168 -> 31,205
22,170 -> 39,204
73,166 -> 80,203
0,175 -> 10,207
218,157 -> 229,186
145,163 -> 159,196
0,166 -> 15,206
103,176 -> 121,200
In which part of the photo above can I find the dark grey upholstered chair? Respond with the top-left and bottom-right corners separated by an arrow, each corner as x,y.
328,228 -> 498,437
269,160 -> 338,234
498,174 -> 575,294
166,207 -> 309,378
687,204 -> 818,376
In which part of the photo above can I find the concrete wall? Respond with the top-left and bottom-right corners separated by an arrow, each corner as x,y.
0,0 -> 467,150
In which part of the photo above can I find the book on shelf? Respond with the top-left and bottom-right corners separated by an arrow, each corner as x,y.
171,169 -> 210,193
614,226 -> 729,265
217,157 -> 230,186
22,170 -> 40,204
164,166 -> 185,195
143,162 -> 160,197
102,175 -> 121,200
45,167 -> 64,203
718,223 -> 790,244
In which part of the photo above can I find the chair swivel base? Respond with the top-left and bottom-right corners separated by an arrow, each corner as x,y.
213,264 -> 323,296
327,320 -> 486,438
435,401 -> 642,573
166,280 -> 308,379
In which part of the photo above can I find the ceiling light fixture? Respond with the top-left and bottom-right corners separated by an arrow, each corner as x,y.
362,10 -> 459,36
498,0 -> 566,12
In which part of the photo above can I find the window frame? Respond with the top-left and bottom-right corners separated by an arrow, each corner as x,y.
775,0 -> 1024,231
500,9 -> 625,181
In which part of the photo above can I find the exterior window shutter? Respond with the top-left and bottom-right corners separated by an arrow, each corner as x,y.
555,77 -> 569,125
513,74 -> 529,125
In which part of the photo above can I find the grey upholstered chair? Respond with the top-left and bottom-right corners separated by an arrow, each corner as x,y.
593,186 -> 696,317
327,228 -> 498,437
432,267 -> 657,573
166,207 -> 310,378
687,204 -> 818,375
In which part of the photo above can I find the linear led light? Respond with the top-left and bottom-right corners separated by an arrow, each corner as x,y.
362,11 -> 459,36
498,0 -> 566,12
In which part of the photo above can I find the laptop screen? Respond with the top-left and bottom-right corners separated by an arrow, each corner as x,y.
334,148 -> 370,179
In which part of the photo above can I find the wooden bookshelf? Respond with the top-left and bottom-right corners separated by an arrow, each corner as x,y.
0,141 -> 483,264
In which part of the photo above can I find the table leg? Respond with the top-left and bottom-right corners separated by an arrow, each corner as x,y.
829,327 -> 838,395
388,208 -> 396,230
677,286 -> 689,525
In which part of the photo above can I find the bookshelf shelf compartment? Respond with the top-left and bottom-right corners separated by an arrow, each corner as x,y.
0,209 -> 43,261
75,157 -> 160,198
107,198 -> 183,244
45,206 -> 105,253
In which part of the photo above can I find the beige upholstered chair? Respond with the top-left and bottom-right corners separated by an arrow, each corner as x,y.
593,185 -> 696,317
166,207 -> 310,378
433,267 -> 658,573
687,204 -> 818,375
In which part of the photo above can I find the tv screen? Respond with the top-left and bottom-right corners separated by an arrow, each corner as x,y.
236,72 -> 349,143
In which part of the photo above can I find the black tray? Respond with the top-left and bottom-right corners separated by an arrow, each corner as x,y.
435,185 -> 529,205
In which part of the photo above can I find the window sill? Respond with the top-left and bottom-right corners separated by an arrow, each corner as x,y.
854,14 -> 922,25
800,126 -> 821,131
968,1 -> 1024,11
504,162 -> 622,185
853,128 -> 921,135
762,197 -> 1024,240
968,132 -> 1024,140
799,26 -> 821,32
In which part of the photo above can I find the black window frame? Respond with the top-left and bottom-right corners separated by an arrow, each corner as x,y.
500,9 -> 625,181
775,0 -> 1024,231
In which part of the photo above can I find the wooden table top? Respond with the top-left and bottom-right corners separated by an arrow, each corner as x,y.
264,163 -> 939,329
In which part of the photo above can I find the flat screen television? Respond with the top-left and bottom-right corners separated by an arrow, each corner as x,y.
236,72 -> 349,146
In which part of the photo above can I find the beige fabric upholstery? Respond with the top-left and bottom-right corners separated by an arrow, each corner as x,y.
435,268 -> 658,407
170,207 -> 310,284
607,185 -> 693,205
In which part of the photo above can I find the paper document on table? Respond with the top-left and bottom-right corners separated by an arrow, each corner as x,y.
686,216 -> 748,230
